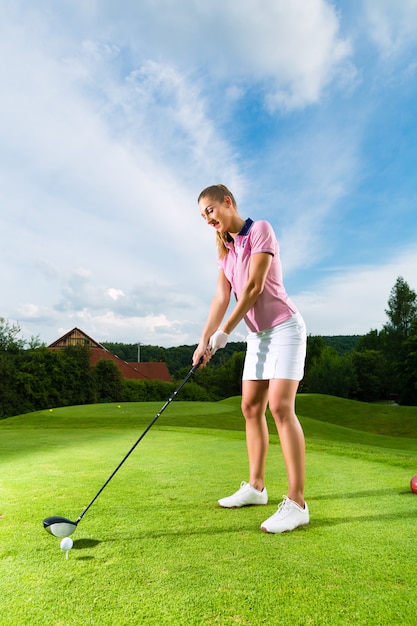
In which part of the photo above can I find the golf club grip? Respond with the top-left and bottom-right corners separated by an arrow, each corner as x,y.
76,359 -> 202,523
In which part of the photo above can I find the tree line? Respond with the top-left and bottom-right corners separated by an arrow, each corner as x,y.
302,276 -> 417,404
1,276 -> 416,419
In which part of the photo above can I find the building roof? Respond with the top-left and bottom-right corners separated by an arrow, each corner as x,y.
48,327 -> 172,382
48,327 -> 102,350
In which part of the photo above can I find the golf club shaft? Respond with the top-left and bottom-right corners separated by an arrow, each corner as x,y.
75,361 -> 201,524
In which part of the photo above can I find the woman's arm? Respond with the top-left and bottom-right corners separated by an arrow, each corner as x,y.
192,270 -> 231,366
221,251 -> 272,335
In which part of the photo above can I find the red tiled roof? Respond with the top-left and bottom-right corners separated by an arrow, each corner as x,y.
88,348 -> 172,381
127,362 -> 172,382
48,328 -> 172,382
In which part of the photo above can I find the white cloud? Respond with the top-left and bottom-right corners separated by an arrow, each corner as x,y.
64,310 -> 197,347
364,0 -> 417,58
0,9 -> 224,340
295,246 -> 417,336
48,0 -> 353,112
107,288 -> 125,301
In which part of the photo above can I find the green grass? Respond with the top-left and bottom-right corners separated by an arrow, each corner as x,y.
1,396 -> 417,625
296,394 -> 417,438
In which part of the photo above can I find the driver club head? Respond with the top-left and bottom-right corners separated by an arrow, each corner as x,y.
43,516 -> 78,537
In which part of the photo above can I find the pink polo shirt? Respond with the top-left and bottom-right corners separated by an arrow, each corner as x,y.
219,218 -> 297,333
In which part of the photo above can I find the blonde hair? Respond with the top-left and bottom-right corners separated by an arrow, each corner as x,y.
198,184 -> 238,259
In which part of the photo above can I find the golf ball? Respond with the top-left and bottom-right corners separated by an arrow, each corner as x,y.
60,537 -> 73,551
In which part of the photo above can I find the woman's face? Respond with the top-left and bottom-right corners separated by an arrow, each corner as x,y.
198,195 -> 234,234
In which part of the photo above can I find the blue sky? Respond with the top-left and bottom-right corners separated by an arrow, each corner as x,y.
1,0 -> 417,347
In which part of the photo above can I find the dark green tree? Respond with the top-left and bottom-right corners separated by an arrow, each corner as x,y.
61,346 -> 95,405
0,320 -> 32,417
351,350 -> 388,402
356,329 -> 383,352
0,318 -> 25,353
93,359 -> 124,402
400,326 -> 417,405
15,347 -> 58,411
304,346 -> 356,398
0,352 -> 22,417
384,276 -> 417,337
381,277 -> 417,404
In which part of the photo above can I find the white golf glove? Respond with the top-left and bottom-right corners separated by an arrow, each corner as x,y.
209,330 -> 229,355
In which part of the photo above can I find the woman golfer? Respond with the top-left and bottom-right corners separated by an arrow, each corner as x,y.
193,184 -> 308,533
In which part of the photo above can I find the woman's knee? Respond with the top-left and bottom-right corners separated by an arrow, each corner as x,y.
269,399 -> 295,425
241,399 -> 264,421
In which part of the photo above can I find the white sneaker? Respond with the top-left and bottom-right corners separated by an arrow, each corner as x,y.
261,496 -> 309,533
218,481 -> 268,508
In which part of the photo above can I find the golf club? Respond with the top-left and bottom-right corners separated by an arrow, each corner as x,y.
43,359 -> 202,537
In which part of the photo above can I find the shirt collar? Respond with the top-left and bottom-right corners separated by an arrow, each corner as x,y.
237,218 -> 254,237
225,218 -> 254,250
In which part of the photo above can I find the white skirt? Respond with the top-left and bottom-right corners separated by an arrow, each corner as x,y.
242,312 -> 307,381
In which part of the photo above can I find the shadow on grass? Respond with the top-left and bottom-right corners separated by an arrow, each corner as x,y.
138,506 -> 417,537
72,538 -> 101,560
127,492 -> 417,537
133,526 -> 262,539
73,538 -> 101,549
310,507 -> 416,529
67,491 -> 417,542
307,488 -> 417,527
309,487 -> 411,500
121,511 -> 268,539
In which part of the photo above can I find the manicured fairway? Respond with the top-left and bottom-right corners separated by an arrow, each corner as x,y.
1,398 -> 417,625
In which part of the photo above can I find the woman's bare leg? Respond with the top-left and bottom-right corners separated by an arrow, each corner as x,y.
241,379 -> 270,492
268,378 -> 305,507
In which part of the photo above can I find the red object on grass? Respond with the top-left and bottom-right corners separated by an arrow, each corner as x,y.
410,476 -> 417,494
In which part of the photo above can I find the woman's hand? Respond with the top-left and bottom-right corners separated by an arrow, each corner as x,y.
192,343 -> 212,367
209,330 -> 229,355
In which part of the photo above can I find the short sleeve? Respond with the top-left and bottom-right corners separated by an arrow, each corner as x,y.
249,221 -> 276,256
